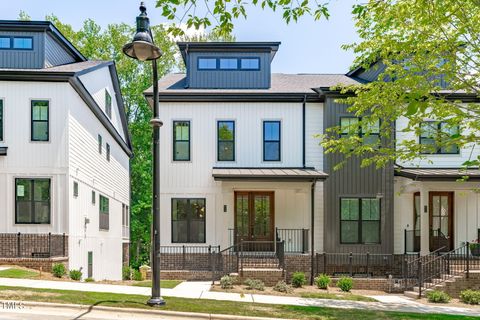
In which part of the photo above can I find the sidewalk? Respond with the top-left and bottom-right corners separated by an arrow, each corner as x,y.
0,277 -> 479,317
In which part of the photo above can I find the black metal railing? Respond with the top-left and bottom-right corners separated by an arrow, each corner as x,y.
276,228 -> 309,253
159,245 -> 220,271
403,242 -> 480,297
228,228 -> 308,253
430,229 -> 450,252
316,252 -> 419,278
0,233 -> 67,258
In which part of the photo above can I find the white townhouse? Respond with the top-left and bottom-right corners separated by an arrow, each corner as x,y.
0,20 -> 131,281
145,42 -> 480,286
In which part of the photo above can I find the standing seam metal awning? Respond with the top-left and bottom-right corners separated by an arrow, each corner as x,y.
212,167 -> 328,181
395,167 -> 480,181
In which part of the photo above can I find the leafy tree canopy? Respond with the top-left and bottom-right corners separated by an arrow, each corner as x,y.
156,0 -> 480,169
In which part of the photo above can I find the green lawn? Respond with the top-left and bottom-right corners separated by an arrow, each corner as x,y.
0,268 -> 39,279
0,285 -> 475,320
131,280 -> 182,289
301,292 -> 377,302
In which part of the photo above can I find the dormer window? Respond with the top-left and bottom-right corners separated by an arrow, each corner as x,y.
240,58 -> 260,70
197,57 -> 261,71
0,36 -> 33,50
219,58 -> 238,70
198,58 -> 217,70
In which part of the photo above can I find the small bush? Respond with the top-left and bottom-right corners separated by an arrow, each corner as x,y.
122,266 -> 132,280
220,275 -> 235,289
69,269 -> 82,281
84,277 -> 95,282
52,263 -> 66,278
337,277 -> 353,292
314,274 -> 331,290
426,290 -> 451,303
273,280 -> 293,293
460,290 -> 480,305
291,272 -> 307,288
244,278 -> 265,291
132,269 -> 143,281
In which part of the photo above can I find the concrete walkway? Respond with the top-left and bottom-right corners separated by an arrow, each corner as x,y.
0,277 -> 479,317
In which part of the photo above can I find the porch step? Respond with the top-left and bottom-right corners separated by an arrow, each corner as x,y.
404,291 -> 420,299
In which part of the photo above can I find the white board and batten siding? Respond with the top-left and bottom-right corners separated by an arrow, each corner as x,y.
396,116 -> 480,168
67,75 -> 130,281
158,101 -> 325,250
0,81 -> 70,234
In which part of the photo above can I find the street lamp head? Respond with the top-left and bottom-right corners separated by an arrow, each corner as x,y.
122,2 -> 163,61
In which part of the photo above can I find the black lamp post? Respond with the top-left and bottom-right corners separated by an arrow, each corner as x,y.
123,2 -> 165,307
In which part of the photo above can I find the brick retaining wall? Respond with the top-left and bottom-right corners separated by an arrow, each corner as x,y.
0,257 -> 68,273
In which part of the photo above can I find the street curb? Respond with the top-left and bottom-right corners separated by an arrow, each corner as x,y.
15,300 -> 290,320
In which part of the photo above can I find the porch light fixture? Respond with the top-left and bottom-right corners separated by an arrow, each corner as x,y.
123,2 -> 165,307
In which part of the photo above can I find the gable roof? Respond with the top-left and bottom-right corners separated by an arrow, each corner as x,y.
0,20 -> 86,62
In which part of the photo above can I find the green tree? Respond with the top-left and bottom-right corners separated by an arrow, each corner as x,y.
156,1 -> 480,169
322,0 -> 480,169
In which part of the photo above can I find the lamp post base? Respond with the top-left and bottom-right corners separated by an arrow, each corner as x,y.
147,297 -> 166,306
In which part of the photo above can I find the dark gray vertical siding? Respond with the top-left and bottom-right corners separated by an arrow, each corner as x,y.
188,51 -> 270,89
356,61 -> 386,82
44,33 -> 75,67
0,31 -> 44,69
323,97 -> 394,254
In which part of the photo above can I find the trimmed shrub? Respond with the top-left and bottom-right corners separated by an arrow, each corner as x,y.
291,272 -> 307,288
337,277 -> 353,292
220,275 -> 235,289
132,269 -> 143,281
460,290 -> 480,305
426,290 -> 450,303
273,280 -> 293,293
314,274 -> 331,290
69,269 -> 82,281
122,266 -> 132,280
52,263 -> 66,278
84,277 -> 95,282
244,278 -> 265,291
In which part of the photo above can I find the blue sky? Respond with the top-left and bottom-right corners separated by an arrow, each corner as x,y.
0,0 -> 359,74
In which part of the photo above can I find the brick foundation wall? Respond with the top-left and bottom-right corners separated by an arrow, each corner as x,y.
285,254 -> 312,282
441,271 -> 480,298
0,233 -> 68,258
237,269 -> 284,286
0,257 -> 68,273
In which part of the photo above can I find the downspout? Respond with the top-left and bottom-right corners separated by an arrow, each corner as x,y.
302,95 -> 307,168
310,178 -> 317,285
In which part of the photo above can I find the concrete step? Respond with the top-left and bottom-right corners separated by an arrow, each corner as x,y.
404,291 -> 420,299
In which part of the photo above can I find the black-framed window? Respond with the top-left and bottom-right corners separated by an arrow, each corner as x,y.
73,181 -> 78,198
15,178 -> 51,224
172,198 -> 206,243
240,58 -> 260,70
0,36 -> 33,50
219,58 -> 238,70
420,121 -> 459,154
98,134 -> 102,154
340,198 -> 380,244
31,100 -> 49,141
217,121 -> 235,161
173,121 -> 190,161
92,190 -> 96,205
0,37 -> 10,49
122,204 -> 129,227
13,37 -> 33,50
99,195 -> 109,230
263,121 -> 281,161
105,90 -> 112,119
340,116 -> 380,146
106,143 -> 110,162
0,99 -> 3,142
198,58 -> 217,70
